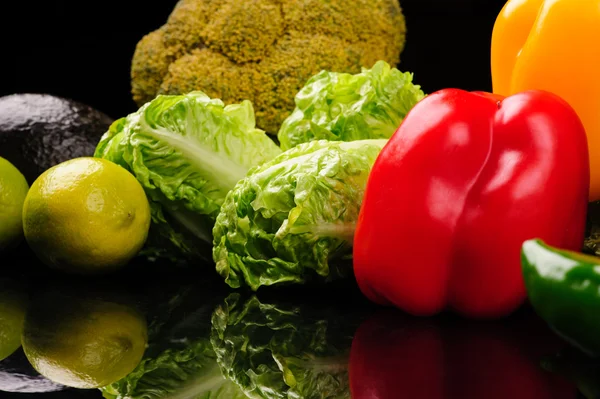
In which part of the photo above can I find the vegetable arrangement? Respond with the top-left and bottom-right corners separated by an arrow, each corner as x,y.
93,61 -> 422,278
5,0 -> 600,393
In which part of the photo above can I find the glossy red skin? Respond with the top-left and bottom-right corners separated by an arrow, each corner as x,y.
353,89 -> 590,318
349,310 -> 577,399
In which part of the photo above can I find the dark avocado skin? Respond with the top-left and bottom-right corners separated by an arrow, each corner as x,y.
0,93 -> 113,185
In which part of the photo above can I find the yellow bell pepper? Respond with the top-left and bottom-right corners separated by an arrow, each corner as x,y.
491,0 -> 600,201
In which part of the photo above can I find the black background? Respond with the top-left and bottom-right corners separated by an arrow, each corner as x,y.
2,0 -> 508,120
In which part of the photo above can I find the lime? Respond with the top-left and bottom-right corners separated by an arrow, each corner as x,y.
0,280 -> 27,361
22,157 -> 151,274
21,291 -> 148,389
0,157 -> 29,251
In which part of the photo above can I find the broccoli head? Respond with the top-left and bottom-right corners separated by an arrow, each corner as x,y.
131,0 -> 407,134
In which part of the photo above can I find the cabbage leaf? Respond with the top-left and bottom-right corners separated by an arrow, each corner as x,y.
212,139 -> 386,290
277,61 -> 425,150
95,91 -> 282,261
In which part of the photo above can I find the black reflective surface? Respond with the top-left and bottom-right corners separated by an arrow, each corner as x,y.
0,245 -> 595,399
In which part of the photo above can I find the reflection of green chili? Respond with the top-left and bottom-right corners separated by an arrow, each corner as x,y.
542,349 -> 600,399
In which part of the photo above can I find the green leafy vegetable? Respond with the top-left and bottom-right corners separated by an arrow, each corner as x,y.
212,139 -> 387,291
94,91 -> 282,261
277,61 -> 425,150
211,293 -> 362,399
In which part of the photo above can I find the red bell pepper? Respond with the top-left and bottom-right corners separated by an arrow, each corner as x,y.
353,88 -> 590,318
349,309 -> 577,399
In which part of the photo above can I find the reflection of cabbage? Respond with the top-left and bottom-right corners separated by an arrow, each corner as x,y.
100,339 -> 244,399
94,91 -> 282,261
277,61 -> 425,150
211,293 -> 358,399
100,284 -> 246,399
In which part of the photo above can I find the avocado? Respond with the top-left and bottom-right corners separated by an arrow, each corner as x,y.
0,94 -> 113,185
0,348 -> 66,393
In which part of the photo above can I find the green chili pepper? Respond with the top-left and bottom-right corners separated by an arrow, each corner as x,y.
521,239 -> 600,357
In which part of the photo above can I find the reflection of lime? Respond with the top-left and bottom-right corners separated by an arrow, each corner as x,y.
21,292 -> 148,389
0,157 -> 29,251
22,157 -> 151,274
0,283 -> 27,361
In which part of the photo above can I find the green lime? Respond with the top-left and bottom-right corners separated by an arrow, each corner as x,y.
0,280 -> 27,361
22,157 -> 151,274
0,157 -> 29,251
21,291 -> 148,389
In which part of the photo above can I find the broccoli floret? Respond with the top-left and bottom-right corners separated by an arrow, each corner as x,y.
131,0 -> 407,134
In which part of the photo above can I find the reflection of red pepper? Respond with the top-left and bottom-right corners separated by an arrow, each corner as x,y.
349,309 -> 577,399
353,88 -> 590,318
